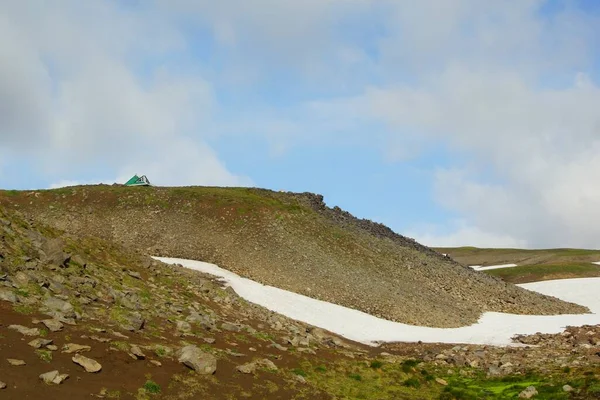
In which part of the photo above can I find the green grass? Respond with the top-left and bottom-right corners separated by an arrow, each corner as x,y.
36,349 -> 53,363
485,263 -> 600,283
143,380 -> 161,394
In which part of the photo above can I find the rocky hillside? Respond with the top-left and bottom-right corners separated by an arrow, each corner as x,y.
0,185 -> 587,328
1,200 -> 599,399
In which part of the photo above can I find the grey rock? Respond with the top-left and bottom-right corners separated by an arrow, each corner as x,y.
72,354 -> 102,373
39,370 -> 69,385
130,345 -> 146,360
62,343 -> 91,354
7,359 -> 26,366
41,238 -> 70,267
43,297 -> 74,315
519,386 -> 538,399
176,320 -> 192,333
0,289 -> 17,303
128,271 -> 142,280
0,381 -> 6,389
563,385 -> 573,392
236,359 -> 278,374
28,338 -> 53,349
121,312 -> 145,331
42,319 -> 64,332
176,345 -> 217,375
221,322 -> 241,332
8,325 -> 40,336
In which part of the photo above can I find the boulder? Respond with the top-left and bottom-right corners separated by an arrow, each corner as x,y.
8,325 -> 40,336
39,370 -> 69,385
176,345 -> 217,375
519,386 -> 538,399
42,319 -> 64,332
72,354 -> 102,373
130,345 -> 146,360
28,338 -> 53,349
62,343 -> 91,354
0,289 -> 17,303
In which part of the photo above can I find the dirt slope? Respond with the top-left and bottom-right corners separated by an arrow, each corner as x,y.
0,185 -> 587,328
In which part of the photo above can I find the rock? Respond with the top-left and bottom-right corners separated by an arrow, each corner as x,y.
295,375 -> 307,384
128,271 -> 142,280
563,385 -> 573,392
176,345 -> 217,375
43,297 -> 74,315
41,238 -> 70,267
8,325 -> 40,336
176,320 -> 192,333
0,381 -> 5,389
46,345 -> 58,351
435,378 -> 448,386
0,288 -> 17,303
62,343 -> 91,353
41,319 -> 64,332
7,359 -> 26,366
221,322 -> 241,332
121,312 -> 145,331
150,360 -> 162,367
236,362 -> 257,374
28,338 -> 53,349
236,359 -> 278,374
130,345 -> 146,360
519,386 -> 538,399
72,354 -> 102,373
39,370 -> 69,385
487,365 -> 502,377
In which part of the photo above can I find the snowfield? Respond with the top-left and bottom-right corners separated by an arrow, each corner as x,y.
469,263 -> 518,271
155,257 -> 600,347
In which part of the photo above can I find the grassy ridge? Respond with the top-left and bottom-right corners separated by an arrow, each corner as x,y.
485,263 -> 600,284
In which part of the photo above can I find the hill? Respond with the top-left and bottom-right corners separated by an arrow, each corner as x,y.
436,247 -> 600,283
1,190 -> 599,399
0,185 -> 586,328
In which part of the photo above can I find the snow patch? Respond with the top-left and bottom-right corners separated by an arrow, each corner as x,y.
155,257 -> 600,347
469,263 -> 518,271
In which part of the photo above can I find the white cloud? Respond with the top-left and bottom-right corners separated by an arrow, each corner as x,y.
0,0 -> 244,188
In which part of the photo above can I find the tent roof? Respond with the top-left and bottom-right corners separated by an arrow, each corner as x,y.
124,174 -> 151,186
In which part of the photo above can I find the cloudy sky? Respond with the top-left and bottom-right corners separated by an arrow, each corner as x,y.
1,0 -> 600,249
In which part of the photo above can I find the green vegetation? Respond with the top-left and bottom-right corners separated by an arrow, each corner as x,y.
485,263 -> 600,283
142,380 -> 161,394
36,349 -> 53,363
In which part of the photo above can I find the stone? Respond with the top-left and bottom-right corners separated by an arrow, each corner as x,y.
28,338 -> 53,349
0,288 -> 17,303
46,345 -> 58,351
0,381 -> 5,389
236,362 -> 257,374
236,359 -> 278,374
7,359 -> 26,366
221,322 -> 241,332
150,360 -> 162,367
128,271 -> 142,280
176,320 -> 192,333
435,378 -> 448,386
41,238 -> 70,267
41,319 -> 64,332
519,386 -> 538,399
176,345 -> 217,375
8,325 -> 40,336
121,312 -> 145,331
72,354 -> 102,373
130,345 -> 146,360
44,297 -> 74,315
563,385 -> 573,392
62,343 -> 91,354
39,370 -> 69,385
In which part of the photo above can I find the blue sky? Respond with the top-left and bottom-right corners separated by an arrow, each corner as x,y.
2,0 -> 600,248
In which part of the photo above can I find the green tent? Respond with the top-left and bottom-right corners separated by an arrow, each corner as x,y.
124,174 -> 151,186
